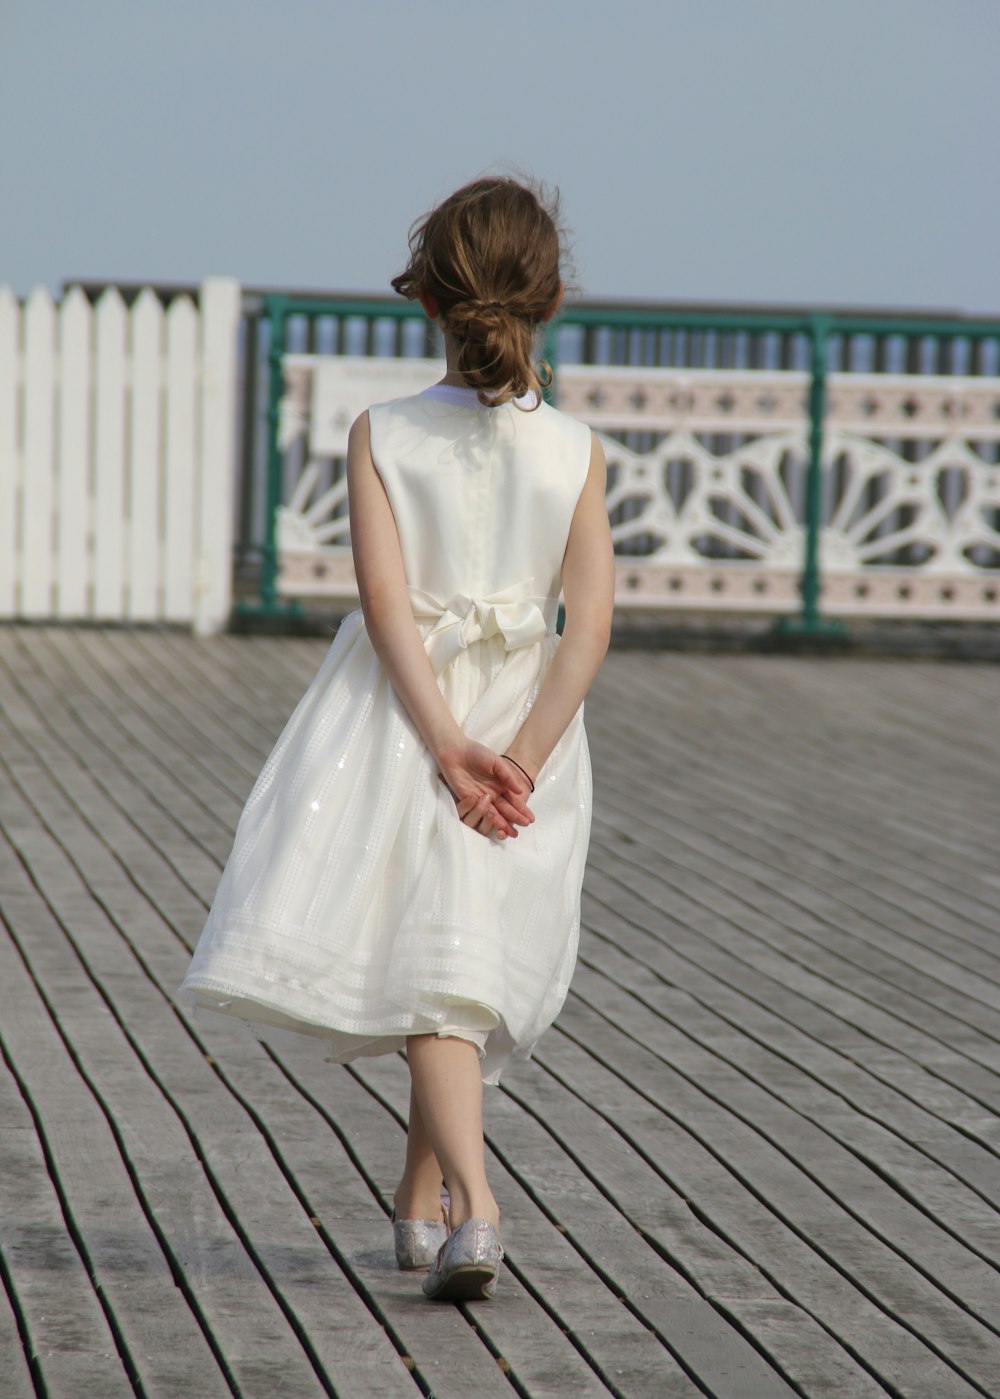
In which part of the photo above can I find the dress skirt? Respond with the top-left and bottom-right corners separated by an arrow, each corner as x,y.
177,609 -> 591,1085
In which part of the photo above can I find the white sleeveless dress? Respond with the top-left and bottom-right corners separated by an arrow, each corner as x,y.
178,384 -> 593,1084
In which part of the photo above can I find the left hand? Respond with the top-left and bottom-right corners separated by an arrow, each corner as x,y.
437,739 -> 535,840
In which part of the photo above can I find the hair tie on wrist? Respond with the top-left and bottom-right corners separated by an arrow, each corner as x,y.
502,754 -> 535,791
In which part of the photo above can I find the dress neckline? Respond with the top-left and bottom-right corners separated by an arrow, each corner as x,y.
420,383 -> 538,410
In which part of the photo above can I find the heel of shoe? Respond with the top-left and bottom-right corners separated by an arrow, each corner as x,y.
392,1213 -> 449,1271
422,1219 -> 503,1301
435,1263 -> 502,1301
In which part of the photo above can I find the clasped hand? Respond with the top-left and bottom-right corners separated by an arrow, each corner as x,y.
437,740 -> 535,840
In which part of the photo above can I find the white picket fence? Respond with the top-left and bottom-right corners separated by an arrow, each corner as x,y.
0,279 -> 239,633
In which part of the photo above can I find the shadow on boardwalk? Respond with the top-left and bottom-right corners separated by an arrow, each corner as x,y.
1,627 -> 999,1398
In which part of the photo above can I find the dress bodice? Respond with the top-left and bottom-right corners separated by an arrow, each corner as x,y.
367,387 -> 592,659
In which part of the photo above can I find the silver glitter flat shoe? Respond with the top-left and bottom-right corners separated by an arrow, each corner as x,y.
422,1218 -> 503,1301
392,1210 -> 450,1271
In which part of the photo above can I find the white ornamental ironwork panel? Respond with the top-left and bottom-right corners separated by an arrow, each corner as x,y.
274,357 -> 1000,619
560,365 -> 1000,619
276,355 -> 443,596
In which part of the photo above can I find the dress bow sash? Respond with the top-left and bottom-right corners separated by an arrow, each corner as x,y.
408,580 -> 557,675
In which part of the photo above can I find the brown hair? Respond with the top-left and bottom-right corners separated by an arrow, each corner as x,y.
391,177 -> 564,409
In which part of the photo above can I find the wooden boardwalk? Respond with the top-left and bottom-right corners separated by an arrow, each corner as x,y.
1,626 -> 999,1398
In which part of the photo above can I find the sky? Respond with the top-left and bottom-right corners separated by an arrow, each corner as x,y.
2,0 -> 999,314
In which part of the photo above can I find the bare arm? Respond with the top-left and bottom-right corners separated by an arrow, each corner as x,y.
503,433 -> 615,782
347,411 -> 533,838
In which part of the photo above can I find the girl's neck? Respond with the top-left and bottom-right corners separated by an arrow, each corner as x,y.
437,333 -> 470,388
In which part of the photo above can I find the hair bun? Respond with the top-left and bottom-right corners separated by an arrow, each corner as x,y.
443,297 -> 513,338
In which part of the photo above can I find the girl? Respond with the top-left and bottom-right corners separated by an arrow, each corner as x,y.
178,176 -> 615,1301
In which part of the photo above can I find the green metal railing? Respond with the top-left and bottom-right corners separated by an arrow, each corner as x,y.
248,295 -> 428,620
242,294 -> 1000,636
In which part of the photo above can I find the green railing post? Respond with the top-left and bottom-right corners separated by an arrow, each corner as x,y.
235,293 -> 304,620
774,313 -> 845,639
802,314 -> 833,630
259,295 -> 288,613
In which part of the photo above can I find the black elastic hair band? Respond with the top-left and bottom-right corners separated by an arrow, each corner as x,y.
502,754 -> 535,792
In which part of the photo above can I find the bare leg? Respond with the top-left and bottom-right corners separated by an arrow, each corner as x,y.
405,1033 -> 500,1230
393,1084 -> 448,1222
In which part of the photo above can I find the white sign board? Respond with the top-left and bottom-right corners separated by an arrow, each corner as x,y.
310,356 -> 445,456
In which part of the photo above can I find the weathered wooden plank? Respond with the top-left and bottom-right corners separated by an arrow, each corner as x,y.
0,1057 -> 123,1399
583,808 -> 1000,1079
68,626 -> 253,822
596,708 -> 1000,957
84,627 -> 265,803
787,657 -> 1000,775
599,655 -> 1000,915
539,1004 -> 1000,1396
135,627 -> 308,769
0,1287 -> 34,1399
597,650 -> 998,857
0,909 -> 231,1398
528,1032 -> 983,1397
0,667 -> 217,974
574,933 -> 1000,1212
579,875 -> 1000,1147
585,820 -> 1000,1064
0,656 -> 210,948
10,629 -> 234,881
584,852 -> 1000,1107
592,656 -> 1000,934
565,966 -> 1000,1305
597,698 -> 1000,968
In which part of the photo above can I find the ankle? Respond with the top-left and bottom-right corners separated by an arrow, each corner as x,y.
393,1181 -> 447,1222
446,1186 -> 500,1232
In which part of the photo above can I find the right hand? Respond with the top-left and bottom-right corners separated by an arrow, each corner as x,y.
437,740 -> 535,840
